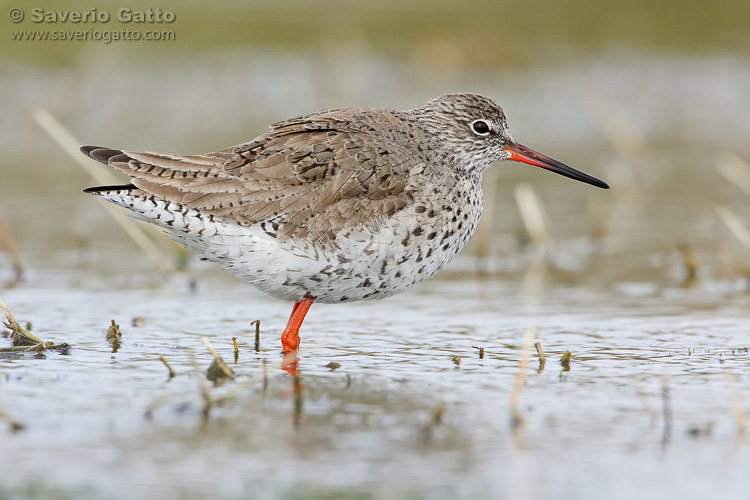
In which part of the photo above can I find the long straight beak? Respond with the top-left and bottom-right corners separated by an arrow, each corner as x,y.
503,143 -> 609,189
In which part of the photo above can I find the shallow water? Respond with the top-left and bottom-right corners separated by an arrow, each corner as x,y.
3,22 -> 750,499
2,268 -> 749,499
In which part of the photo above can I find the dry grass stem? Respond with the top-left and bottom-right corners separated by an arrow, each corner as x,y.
723,369 -> 747,435
262,358 -> 268,393
560,350 -> 572,371
106,319 -> 122,352
293,375 -> 303,427
510,326 -> 537,426
201,336 -> 234,381
106,320 -> 122,341
535,341 -> 546,373
514,183 -> 553,252
33,107 -> 126,186
159,355 -> 176,379
0,297 -> 43,345
0,298 -> 70,354
585,92 -> 650,159
534,342 -> 545,363
661,374 -> 672,445
232,336 -> 239,362
715,152 -> 750,197
716,205 -> 750,250
678,244 -> 699,287
0,409 -> 25,432
197,372 -> 212,420
420,403 -> 447,443
32,107 -> 175,274
631,376 -> 658,422
0,218 -> 23,284
251,320 -> 261,352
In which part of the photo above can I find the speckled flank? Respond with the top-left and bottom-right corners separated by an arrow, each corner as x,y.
81,93 -> 594,305
90,177 -> 482,304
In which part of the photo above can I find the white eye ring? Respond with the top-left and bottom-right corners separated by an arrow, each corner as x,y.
471,120 -> 491,136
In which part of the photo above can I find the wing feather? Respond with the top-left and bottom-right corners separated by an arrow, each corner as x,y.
82,108 -> 437,241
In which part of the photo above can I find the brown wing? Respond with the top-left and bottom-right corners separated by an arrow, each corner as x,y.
82,108 -> 429,241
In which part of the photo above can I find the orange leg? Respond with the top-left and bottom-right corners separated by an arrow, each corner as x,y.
280,297 -> 314,354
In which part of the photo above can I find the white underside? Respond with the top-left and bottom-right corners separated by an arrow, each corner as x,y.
95,191 -> 470,304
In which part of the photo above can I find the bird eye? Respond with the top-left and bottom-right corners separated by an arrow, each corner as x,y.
471,120 -> 490,135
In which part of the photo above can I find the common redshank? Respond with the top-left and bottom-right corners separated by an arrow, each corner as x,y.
82,93 -> 608,363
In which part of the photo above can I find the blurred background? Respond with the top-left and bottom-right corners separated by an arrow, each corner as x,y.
1,0 -> 749,288
2,2 -> 750,499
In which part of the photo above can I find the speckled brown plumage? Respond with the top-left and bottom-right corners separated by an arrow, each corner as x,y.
82,93 -> 608,355
84,107 -> 427,242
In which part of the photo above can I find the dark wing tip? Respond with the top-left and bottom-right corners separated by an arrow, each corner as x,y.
80,145 -> 99,157
80,145 -> 127,165
82,183 -> 137,194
